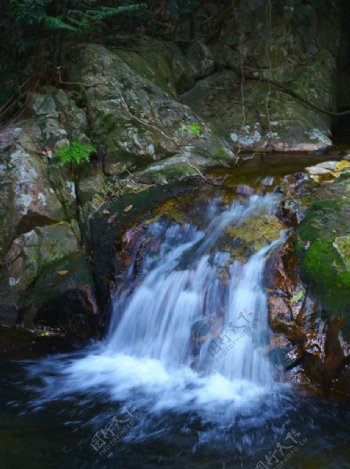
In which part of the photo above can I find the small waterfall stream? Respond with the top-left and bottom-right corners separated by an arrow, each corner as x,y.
6,169 -> 350,468
23,192 -> 295,459
106,194 -> 285,386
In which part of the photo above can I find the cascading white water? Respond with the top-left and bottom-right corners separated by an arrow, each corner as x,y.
28,193 -> 289,422
106,194 -> 285,385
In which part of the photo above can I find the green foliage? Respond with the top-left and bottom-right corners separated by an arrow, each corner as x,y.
290,289 -> 305,303
180,123 -> 202,138
54,141 -> 96,166
7,1 -> 147,36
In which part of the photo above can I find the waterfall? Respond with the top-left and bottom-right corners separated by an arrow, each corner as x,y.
106,194 -> 285,385
26,193 -> 289,423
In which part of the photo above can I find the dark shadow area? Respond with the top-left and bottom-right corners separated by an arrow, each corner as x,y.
333,0 -> 350,144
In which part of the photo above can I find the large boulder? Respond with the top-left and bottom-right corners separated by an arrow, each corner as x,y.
297,191 -> 350,316
65,43 -> 234,175
180,58 -> 334,152
0,222 -> 98,335
265,240 -> 350,390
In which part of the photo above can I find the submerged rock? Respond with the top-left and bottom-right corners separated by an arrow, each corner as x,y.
224,213 -> 285,259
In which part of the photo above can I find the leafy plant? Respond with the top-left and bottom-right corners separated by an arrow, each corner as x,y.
54,141 -> 96,166
290,289 -> 305,304
7,1 -> 147,34
180,123 -> 202,138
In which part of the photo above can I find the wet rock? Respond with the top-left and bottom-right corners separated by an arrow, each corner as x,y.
268,296 -> 293,331
266,333 -> 302,371
235,184 -> 256,196
224,213 -> 285,259
305,160 -> 350,183
190,317 -> 221,356
280,199 -> 301,226
265,231 -> 350,391
30,252 -> 98,337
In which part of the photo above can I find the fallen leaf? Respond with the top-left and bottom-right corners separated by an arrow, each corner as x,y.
102,209 -> 110,214
124,205 -> 133,212
336,160 -> 350,172
57,270 -> 68,276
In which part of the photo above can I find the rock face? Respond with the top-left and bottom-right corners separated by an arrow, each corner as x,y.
297,184 -> 350,315
263,170 -> 350,392
0,91 -> 99,337
179,1 -> 340,152
65,43 -> 234,176
265,238 -> 350,391
0,0 -> 347,352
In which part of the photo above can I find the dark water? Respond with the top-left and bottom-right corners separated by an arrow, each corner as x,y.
1,356 -> 350,468
1,153 -> 350,469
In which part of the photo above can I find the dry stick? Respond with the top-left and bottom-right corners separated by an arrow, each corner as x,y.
7,78 -> 42,124
186,161 -> 211,183
0,76 -> 33,115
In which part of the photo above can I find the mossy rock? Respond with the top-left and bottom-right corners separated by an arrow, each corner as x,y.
216,213 -> 285,262
297,196 -> 350,315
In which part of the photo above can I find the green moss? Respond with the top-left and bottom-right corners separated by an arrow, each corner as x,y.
114,42 -> 176,96
297,196 -> 350,316
298,200 -> 341,241
302,239 -> 350,311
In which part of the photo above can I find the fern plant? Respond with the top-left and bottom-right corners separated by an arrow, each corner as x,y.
54,141 -> 96,166
7,1 -> 147,34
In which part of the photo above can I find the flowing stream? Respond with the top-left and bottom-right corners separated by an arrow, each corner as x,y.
106,194 -> 285,385
20,194 -> 293,456
2,171 -> 350,468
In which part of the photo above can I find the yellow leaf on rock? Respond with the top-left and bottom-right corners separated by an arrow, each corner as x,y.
335,160 -> 350,172
57,270 -> 68,276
